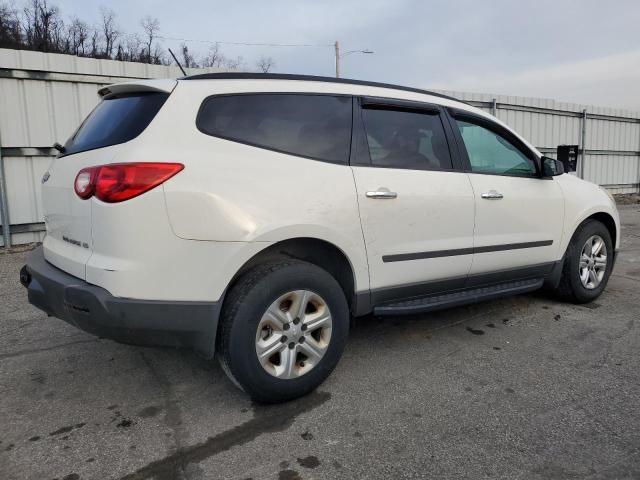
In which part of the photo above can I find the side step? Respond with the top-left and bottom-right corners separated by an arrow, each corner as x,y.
374,278 -> 544,316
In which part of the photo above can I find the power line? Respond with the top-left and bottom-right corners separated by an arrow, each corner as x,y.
156,35 -> 333,48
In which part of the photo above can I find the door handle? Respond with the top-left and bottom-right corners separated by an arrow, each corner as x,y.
481,190 -> 503,200
366,190 -> 398,199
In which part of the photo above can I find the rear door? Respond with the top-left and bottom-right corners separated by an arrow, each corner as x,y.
351,97 -> 475,303
447,110 -> 564,280
42,87 -> 171,279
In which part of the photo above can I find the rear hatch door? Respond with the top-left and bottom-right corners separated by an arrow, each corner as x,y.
42,80 -> 175,279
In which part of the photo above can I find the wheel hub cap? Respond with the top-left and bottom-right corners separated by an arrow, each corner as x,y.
579,235 -> 607,290
255,290 -> 333,379
289,322 -> 301,337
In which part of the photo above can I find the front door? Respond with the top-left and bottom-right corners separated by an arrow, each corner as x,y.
448,113 -> 564,281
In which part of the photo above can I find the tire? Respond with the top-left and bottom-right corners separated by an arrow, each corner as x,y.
556,219 -> 614,304
217,259 -> 349,403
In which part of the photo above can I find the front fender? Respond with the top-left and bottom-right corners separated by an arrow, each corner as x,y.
555,174 -> 620,254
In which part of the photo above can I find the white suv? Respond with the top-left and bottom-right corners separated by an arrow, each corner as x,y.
21,73 -> 620,403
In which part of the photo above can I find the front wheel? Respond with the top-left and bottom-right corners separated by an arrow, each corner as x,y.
217,259 -> 349,403
556,219 -> 614,303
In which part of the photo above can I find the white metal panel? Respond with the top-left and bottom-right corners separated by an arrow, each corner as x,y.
0,78 -> 27,146
587,117 -> 639,151
584,154 -> 640,188
2,155 -> 51,224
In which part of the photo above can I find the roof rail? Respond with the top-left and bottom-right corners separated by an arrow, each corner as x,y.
181,72 -> 465,104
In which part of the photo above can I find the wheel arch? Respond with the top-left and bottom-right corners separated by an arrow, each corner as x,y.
561,204 -> 620,257
549,210 -> 618,290
585,211 -> 617,250
224,237 -> 368,317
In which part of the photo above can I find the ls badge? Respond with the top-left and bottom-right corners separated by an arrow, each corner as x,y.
41,171 -> 50,184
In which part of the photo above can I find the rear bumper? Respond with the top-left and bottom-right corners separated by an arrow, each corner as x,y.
21,246 -> 221,358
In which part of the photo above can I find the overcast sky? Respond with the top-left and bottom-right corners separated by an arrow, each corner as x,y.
55,0 -> 640,111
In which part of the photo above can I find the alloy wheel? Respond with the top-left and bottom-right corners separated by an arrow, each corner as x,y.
255,290 -> 333,379
579,235 -> 607,290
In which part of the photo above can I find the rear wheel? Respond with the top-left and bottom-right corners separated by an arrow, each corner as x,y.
556,219 -> 613,303
217,259 -> 349,403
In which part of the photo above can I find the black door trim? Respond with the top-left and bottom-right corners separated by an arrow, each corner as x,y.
382,240 -> 553,263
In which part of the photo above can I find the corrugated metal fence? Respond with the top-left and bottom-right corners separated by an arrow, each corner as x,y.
0,48 -> 225,247
1,48 -> 639,247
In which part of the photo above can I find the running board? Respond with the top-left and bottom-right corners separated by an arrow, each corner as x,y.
373,278 -> 544,316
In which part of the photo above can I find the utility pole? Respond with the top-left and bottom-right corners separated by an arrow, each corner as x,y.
334,41 -> 373,78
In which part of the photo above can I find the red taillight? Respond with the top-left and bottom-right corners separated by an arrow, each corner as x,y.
74,163 -> 184,203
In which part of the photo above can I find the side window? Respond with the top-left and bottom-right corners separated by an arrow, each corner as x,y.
196,94 -> 352,164
454,119 -> 537,177
361,107 -> 453,170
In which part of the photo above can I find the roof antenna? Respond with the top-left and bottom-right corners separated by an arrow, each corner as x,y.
168,48 -> 187,76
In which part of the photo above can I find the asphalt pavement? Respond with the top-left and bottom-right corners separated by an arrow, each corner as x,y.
1,205 -> 639,480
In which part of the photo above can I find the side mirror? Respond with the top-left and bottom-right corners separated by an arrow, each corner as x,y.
541,156 -> 564,177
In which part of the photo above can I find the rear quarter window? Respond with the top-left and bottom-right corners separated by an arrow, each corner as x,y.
196,94 -> 352,164
63,92 -> 168,156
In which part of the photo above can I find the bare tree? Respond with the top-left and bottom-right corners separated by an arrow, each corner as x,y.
180,42 -> 198,68
89,26 -> 100,57
121,32 -> 142,61
256,55 -> 275,73
99,7 -> 118,57
200,44 -> 244,70
0,0 -> 193,66
67,16 -> 88,55
23,0 -> 65,52
140,15 -> 159,62
223,55 -> 244,70
151,42 -> 165,64
0,2 -> 22,49
114,42 -> 123,60
201,42 -> 226,68
49,9 -> 66,50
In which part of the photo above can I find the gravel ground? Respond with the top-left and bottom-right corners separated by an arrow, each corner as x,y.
1,205 -> 639,480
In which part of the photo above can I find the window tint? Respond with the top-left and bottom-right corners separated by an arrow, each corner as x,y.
64,92 -> 168,156
197,94 -> 352,164
361,107 -> 453,170
455,119 -> 537,177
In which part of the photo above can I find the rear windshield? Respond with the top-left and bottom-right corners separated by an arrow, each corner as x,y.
62,92 -> 168,156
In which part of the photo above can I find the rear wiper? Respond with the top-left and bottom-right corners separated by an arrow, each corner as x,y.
53,142 -> 66,154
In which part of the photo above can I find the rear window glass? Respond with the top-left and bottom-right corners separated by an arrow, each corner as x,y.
196,94 -> 352,164
362,107 -> 453,170
63,92 -> 168,156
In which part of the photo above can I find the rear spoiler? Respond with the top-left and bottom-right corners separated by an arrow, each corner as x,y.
98,79 -> 177,98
